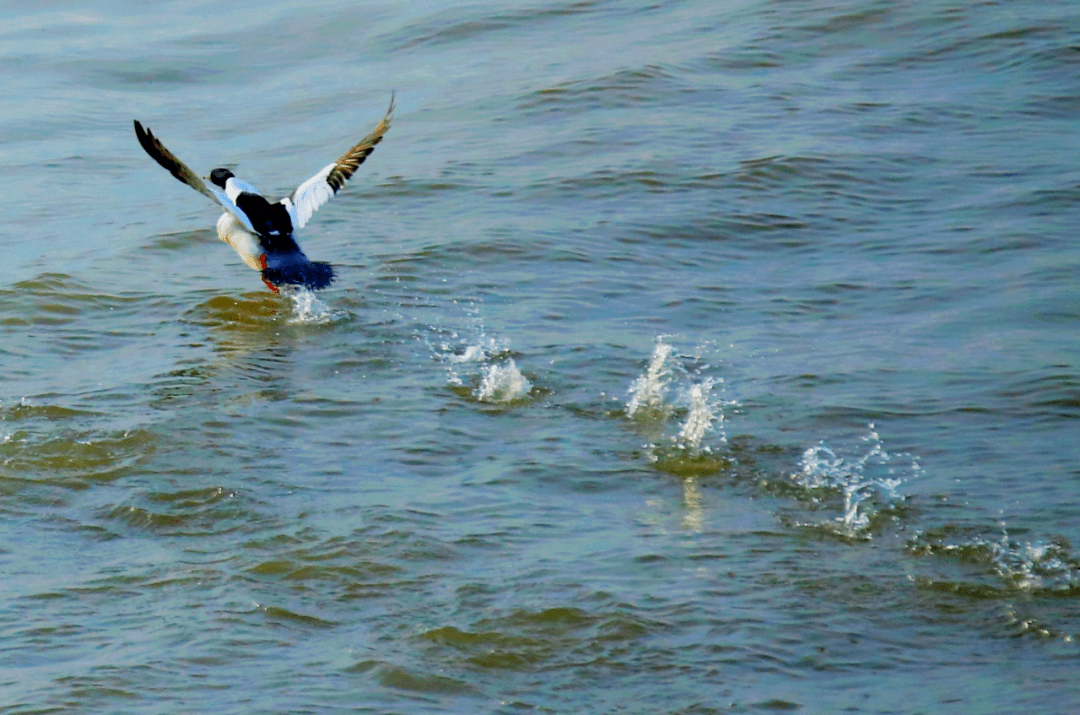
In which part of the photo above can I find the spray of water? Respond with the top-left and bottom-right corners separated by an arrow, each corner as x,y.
790,424 -> 915,538
429,326 -> 533,404
676,378 -> 723,454
476,359 -> 532,404
447,343 -> 490,367
625,339 -> 733,475
433,329 -> 505,385
626,340 -> 674,418
280,286 -> 345,325
988,532 -> 1080,592
910,525 -> 1080,595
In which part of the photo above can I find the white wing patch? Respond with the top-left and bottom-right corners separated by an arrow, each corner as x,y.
136,96 -> 392,247
279,97 -> 394,231
284,163 -> 336,230
224,177 -> 260,202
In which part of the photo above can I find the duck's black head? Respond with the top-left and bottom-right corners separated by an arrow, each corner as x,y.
209,168 -> 235,188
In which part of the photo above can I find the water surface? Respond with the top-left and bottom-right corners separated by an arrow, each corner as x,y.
1,1 -> 1079,713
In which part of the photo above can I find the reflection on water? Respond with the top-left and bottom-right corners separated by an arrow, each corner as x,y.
681,476 -> 704,533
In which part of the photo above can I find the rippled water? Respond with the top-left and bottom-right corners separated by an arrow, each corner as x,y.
2,0 -> 1079,712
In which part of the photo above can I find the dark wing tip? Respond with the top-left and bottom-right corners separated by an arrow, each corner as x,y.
133,119 -> 152,151
133,119 -> 218,202
325,96 -> 395,192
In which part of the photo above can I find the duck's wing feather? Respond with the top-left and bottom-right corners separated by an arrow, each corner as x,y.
133,120 -> 256,233
282,95 -> 394,230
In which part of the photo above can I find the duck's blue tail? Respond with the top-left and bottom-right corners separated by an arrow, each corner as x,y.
262,253 -> 335,291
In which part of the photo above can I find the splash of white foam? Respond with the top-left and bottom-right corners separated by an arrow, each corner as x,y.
626,339 -> 736,465
936,527 -> 1080,593
448,343 -> 489,364
428,322 -> 533,403
477,359 -> 531,403
791,424 -> 914,537
988,533 -> 1080,592
281,286 -> 343,325
911,525 -> 1080,597
627,340 -> 673,418
676,378 -> 723,454
434,333 -> 509,387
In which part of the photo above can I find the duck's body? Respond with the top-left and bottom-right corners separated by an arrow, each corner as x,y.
215,213 -> 264,271
134,97 -> 393,292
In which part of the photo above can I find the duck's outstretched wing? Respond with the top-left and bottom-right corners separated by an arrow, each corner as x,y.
133,120 -> 256,233
282,95 -> 394,231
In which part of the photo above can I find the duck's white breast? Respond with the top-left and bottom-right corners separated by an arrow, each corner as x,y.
216,213 -> 265,271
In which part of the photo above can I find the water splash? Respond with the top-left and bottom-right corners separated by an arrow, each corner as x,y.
446,343 -> 490,367
675,378 -> 722,454
790,424 -> 917,539
626,339 -> 673,418
910,526 -> 1080,594
625,338 -> 733,475
430,327 -> 534,405
905,524 -> 1080,639
436,333 -> 505,387
477,359 -> 532,404
280,286 -> 345,325
989,533 -> 1080,593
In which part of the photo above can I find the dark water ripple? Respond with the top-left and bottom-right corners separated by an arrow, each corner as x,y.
379,0 -> 615,52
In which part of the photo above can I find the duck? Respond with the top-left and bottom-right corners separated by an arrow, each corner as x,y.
133,96 -> 393,293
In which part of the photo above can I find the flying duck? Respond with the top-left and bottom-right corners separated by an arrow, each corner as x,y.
134,97 -> 393,293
